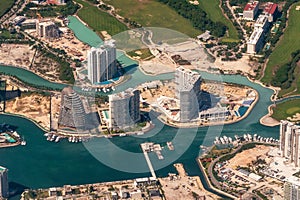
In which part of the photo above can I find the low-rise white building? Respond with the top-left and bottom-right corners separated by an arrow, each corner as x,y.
254,14 -> 270,32
247,27 -> 265,54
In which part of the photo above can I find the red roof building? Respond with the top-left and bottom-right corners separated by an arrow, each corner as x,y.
243,1 -> 259,11
264,2 -> 278,15
263,2 -> 278,22
243,1 -> 259,20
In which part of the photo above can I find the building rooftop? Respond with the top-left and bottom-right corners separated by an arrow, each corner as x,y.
287,176 -> 300,187
244,1 -> 259,11
0,166 -> 7,172
255,14 -> 268,26
264,2 -> 278,15
247,28 -> 264,45
176,66 -> 201,91
109,88 -> 137,101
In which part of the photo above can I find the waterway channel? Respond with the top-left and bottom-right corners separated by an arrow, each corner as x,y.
0,15 -> 279,198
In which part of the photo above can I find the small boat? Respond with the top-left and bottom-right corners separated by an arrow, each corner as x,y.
72,137 -> 75,143
21,136 -> 26,146
44,133 -> 49,137
50,135 -> 56,142
136,132 -> 144,136
167,141 -> 174,150
55,136 -> 60,143
79,137 -> 82,142
119,133 -> 127,137
68,137 -> 72,142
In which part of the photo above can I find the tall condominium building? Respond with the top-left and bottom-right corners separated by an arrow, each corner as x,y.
36,20 -> 60,39
87,40 -> 117,84
0,166 -> 9,198
109,88 -> 140,130
279,120 -> 300,167
284,177 -> 300,200
175,66 -> 202,122
243,1 -> 259,20
58,87 -> 86,130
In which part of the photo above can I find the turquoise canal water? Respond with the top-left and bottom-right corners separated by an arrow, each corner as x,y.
0,65 -> 66,90
0,15 -> 278,197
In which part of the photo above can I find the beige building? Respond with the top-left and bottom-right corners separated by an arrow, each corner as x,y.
109,88 -> 140,130
175,66 -> 202,122
243,1 -> 259,20
280,120 -> 300,167
36,20 -> 60,39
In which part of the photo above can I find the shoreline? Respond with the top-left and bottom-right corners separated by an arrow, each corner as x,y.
155,86 -> 259,129
139,62 -> 282,128
0,141 -> 21,149
196,158 -> 237,199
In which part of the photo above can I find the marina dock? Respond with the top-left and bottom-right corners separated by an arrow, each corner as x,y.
140,143 -> 157,179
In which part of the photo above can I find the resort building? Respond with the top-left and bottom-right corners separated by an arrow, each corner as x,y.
279,120 -> 300,167
36,20 -> 60,39
0,166 -> 9,198
175,66 -> 202,122
58,87 -> 86,130
87,40 -> 117,84
263,2 -> 279,22
243,1 -> 259,20
108,88 -> 140,130
254,14 -> 270,31
20,19 -> 37,30
284,176 -> 300,200
46,0 -> 66,5
247,27 -> 265,54
199,106 -> 230,122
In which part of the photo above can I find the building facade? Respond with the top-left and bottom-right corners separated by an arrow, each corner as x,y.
0,166 -> 9,198
36,20 -> 60,39
243,1 -> 259,20
247,27 -> 265,54
175,66 -> 202,122
284,177 -> 300,200
109,88 -> 140,130
87,40 -> 117,84
280,120 -> 300,167
58,87 -> 86,130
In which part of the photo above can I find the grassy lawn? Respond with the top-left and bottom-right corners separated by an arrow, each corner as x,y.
102,0 -> 201,37
127,48 -> 154,60
198,0 -> 239,42
74,0 -> 127,36
277,62 -> 300,97
0,0 -> 15,17
262,2 -> 300,84
272,99 -> 300,120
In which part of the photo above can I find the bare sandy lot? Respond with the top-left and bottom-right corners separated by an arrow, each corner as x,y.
226,145 -> 271,169
5,92 -> 62,130
0,44 -> 35,68
159,163 -> 219,200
